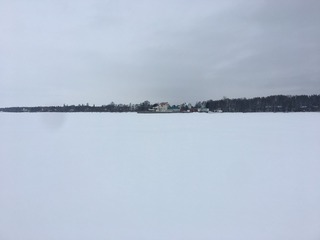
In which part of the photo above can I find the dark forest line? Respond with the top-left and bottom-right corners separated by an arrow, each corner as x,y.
1,94 -> 320,113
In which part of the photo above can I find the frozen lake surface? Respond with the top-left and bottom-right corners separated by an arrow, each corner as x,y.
1,113 -> 320,240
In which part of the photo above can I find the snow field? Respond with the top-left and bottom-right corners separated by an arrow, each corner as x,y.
1,113 -> 320,240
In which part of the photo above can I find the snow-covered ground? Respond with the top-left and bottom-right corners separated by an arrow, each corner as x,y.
1,112 -> 320,240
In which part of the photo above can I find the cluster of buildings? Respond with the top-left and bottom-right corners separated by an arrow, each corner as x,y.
147,102 -> 210,113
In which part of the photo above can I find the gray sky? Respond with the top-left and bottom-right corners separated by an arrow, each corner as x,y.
1,0 -> 319,106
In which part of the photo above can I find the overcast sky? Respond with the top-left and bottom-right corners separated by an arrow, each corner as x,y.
1,0 -> 319,106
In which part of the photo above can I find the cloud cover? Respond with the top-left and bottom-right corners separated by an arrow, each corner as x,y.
1,0 -> 320,106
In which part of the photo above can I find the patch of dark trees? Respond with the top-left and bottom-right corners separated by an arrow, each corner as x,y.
1,94 -> 319,113
203,94 -> 320,112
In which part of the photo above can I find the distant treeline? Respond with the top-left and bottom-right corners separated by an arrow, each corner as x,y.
1,94 -> 320,113
203,94 -> 320,112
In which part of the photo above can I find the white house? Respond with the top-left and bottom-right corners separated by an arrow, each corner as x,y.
154,102 -> 169,112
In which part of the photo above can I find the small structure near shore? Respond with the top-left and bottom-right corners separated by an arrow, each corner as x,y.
155,102 -> 169,112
